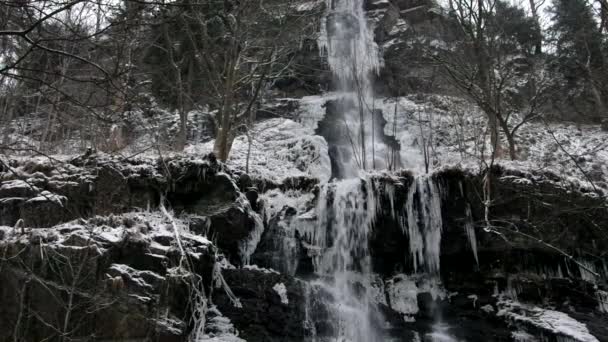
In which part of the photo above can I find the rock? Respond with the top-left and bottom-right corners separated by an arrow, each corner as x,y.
0,180 -> 38,198
251,206 -> 304,275
0,213 -> 215,342
214,267 -> 312,341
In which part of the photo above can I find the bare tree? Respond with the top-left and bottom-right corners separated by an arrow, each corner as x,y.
434,0 -> 550,160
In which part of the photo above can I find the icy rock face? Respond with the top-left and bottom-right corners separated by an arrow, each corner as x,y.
0,154 -> 265,266
212,267 -> 315,342
0,212 -> 215,342
252,166 -> 608,341
497,299 -> 600,342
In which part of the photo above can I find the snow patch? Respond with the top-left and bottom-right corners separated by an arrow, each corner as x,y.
497,299 -> 600,342
273,283 -> 289,305
242,264 -> 280,274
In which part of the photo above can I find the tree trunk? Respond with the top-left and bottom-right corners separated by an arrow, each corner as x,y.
162,21 -> 186,150
599,0 -> 608,34
496,112 -> 517,160
488,113 -> 501,159
2,92 -> 14,147
528,0 -> 542,55
213,127 -> 234,162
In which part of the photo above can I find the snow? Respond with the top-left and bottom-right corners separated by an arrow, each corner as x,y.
0,179 -> 36,192
185,118 -> 331,184
426,323 -> 459,342
512,330 -> 537,342
273,283 -> 289,305
198,305 -> 246,342
467,294 -> 478,307
293,0 -> 323,12
385,273 -> 447,319
26,190 -> 66,205
386,274 -> 419,316
388,19 -> 409,36
375,94 -> 608,195
481,304 -> 495,313
242,264 -> 280,274
497,299 -> 600,342
261,189 -> 315,220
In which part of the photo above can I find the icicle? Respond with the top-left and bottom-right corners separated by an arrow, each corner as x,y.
597,290 -> 608,313
303,282 -> 317,341
385,181 -> 397,220
405,176 -> 443,274
464,203 -> 479,265
578,259 -> 598,283
237,195 -> 265,266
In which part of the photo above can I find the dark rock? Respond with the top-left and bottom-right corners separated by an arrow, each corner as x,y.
245,188 -> 259,211
252,206 -> 303,275
214,268 -> 311,341
239,173 -> 253,190
0,215 -> 215,342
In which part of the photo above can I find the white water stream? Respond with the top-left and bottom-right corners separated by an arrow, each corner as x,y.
318,0 -> 388,177
310,1 -> 451,340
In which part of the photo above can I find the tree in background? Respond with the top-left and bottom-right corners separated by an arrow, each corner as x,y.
142,0 -> 317,159
548,0 -> 607,120
436,0 -> 549,160
0,0 -> 130,153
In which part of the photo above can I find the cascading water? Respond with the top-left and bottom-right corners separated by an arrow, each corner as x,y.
319,0 -> 387,177
305,178 -> 384,341
310,2 -> 452,339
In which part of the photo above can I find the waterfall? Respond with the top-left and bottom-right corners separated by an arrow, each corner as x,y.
305,177 -> 384,341
303,1 -> 450,340
318,0 -> 386,177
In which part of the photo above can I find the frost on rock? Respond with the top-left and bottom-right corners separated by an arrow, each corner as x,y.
237,195 -> 265,266
197,305 -> 246,342
512,330 -> 538,342
26,190 -> 67,206
262,189 -> 315,221
242,264 -> 280,275
378,94 -> 608,194
385,273 -> 447,321
273,283 -> 289,305
480,304 -> 495,313
497,299 -> 600,342
185,119 -> 331,184
386,274 -> 419,316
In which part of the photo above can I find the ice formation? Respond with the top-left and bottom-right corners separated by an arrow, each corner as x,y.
317,0 -> 390,176
405,176 -> 443,274
272,283 -> 289,305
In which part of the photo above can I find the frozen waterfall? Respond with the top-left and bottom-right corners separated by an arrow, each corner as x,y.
318,0 -> 388,177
